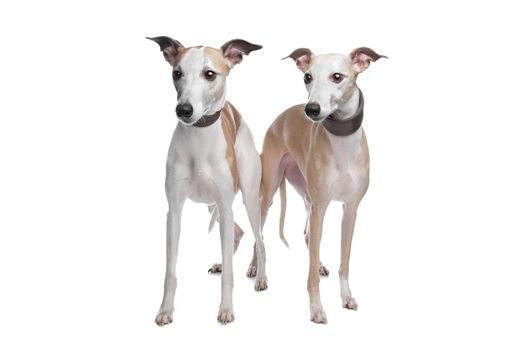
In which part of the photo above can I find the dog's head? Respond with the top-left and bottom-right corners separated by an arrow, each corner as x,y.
148,37 -> 262,125
284,47 -> 386,122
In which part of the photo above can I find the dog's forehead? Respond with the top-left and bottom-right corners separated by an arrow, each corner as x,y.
178,47 -> 229,74
310,54 -> 351,73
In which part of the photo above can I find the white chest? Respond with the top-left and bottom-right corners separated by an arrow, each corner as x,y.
166,123 -> 232,204
325,129 -> 369,203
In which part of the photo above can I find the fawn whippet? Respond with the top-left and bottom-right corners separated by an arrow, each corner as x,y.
147,36 -> 267,325
256,47 -> 386,323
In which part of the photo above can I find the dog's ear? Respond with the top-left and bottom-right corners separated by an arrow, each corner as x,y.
350,47 -> 387,73
283,48 -> 314,72
147,36 -> 184,66
221,39 -> 262,68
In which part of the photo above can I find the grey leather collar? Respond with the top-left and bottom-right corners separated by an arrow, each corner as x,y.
322,90 -> 364,137
192,110 -> 221,128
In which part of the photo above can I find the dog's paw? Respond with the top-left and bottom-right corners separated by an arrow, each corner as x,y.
342,295 -> 358,310
319,264 -> 329,276
310,306 -> 328,324
254,277 -> 268,291
155,309 -> 174,326
208,263 -> 222,274
246,264 -> 257,278
217,309 -> 235,324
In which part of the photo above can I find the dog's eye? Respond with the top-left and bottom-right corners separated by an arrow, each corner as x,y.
331,73 -> 344,83
304,73 -> 313,84
204,70 -> 217,81
173,70 -> 183,81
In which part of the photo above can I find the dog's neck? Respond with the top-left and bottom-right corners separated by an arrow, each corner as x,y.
322,88 -> 364,137
192,109 -> 222,128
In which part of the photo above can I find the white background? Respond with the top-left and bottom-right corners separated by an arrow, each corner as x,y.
1,0 -> 524,348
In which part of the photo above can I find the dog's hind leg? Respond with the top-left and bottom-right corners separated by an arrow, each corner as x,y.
208,204 -> 245,274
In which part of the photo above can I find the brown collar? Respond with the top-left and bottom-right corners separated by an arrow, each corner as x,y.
322,90 -> 364,137
192,110 -> 221,128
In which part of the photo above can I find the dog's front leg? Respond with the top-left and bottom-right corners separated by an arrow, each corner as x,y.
155,182 -> 186,326
307,200 -> 329,324
339,203 -> 358,310
217,203 -> 235,324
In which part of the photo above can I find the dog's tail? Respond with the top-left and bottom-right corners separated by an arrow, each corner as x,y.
278,177 -> 289,248
208,205 -> 219,233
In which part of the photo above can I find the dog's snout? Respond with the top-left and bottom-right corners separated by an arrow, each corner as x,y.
176,103 -> 193,119
304,103 -> 321,118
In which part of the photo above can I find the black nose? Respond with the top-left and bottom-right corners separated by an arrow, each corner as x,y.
304,103 -> 321,118
176,103 -> 193,119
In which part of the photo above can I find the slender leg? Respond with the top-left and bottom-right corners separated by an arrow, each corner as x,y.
155,201 -> 185,326
339,203 -> 358,310
208,222 -> 244,274
307,202 -> 329,324
217,205 -> 235,324
243,190 -> 268,290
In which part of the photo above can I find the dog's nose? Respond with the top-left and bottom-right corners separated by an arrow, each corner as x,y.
176,103 -> 193,119
304,103 -> 321,118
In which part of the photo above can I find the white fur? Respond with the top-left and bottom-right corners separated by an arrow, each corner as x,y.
305,54 -> 357,118
173,48 -> 227,124
154,47 -> 267,326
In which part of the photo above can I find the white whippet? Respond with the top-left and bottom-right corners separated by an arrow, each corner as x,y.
255,47 -> 386,323
147,36 -> 267,325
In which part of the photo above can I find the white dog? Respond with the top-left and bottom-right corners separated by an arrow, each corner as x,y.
147,36 -> 268,325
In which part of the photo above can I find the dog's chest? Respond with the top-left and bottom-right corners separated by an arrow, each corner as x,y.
168,124 -> 233,204
324,129 -> 369,203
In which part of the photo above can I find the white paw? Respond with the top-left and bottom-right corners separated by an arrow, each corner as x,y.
342,295 -> 358,310
310,306 -> 327,324
208,263 -> 222,274
254,277 -> 268,291
217,309 -> 235,324
155,309 -> 173,326
246,264 -> 257,278
319,264 -> 329,276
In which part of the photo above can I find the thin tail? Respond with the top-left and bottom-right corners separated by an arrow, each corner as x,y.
208,205 -> 219,233
279,177 -> 289,248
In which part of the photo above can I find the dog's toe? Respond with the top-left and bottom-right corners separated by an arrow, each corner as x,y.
342,296 -> 358,310
254,277 -> 268,291
310,306 -> 327,324
208,263 -> 222,274
246,264 -> 257,278
217,309 -> 235,324
319,264 -> 329,276
155,309 -> 173,326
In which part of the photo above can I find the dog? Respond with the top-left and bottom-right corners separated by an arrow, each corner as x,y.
147,36 -> 268,325
254,46 -> 386,323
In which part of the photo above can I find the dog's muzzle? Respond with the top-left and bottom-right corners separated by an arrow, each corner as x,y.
176,103 -> 193,119
304,103 -> 321,120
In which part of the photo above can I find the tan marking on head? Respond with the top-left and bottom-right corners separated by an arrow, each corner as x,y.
203,47 -> 230,76
169,47 -> 191,67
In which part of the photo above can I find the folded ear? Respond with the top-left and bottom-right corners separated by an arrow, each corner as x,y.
147,36 -> 184,66
221,39 -> 262,68
283,48 -> 314,72
350,47 -> 387,73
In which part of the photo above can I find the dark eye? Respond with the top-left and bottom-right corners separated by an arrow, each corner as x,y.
204,70 -> 217,81
304,73 -> 312,84
172,70 -> 182,81
331,73 -> 343,83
